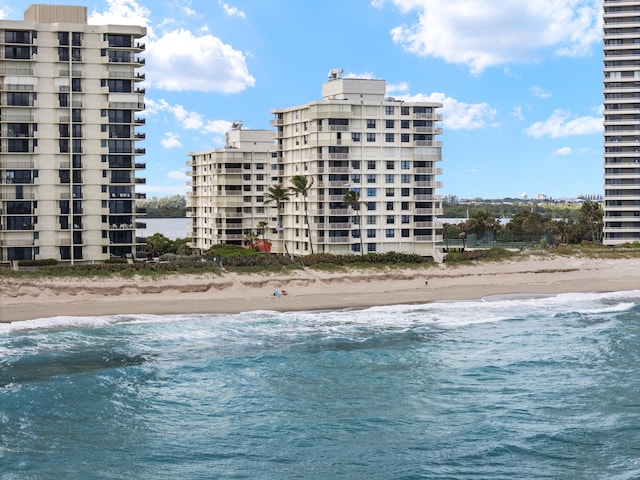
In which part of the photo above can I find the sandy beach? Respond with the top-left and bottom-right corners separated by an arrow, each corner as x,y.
1,254 -> 640,323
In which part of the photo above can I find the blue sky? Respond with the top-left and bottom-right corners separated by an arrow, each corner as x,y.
3,0 -> 605,200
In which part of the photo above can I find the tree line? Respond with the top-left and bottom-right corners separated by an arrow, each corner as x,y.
139,195 -> 188,218
442,202 -> 604,245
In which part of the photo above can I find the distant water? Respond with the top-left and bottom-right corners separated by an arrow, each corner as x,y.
2,291 -> 640,479
138,217 -> 190,240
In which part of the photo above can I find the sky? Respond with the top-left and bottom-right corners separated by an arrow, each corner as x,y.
2,0 -> 606,200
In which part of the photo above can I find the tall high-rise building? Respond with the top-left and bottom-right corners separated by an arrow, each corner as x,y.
188,70 -> 444,261
603,0 -> 640,245
0,4 -> 146,263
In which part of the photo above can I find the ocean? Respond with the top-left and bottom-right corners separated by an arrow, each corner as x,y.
138,217 -> 190,240
1,291 -> 639,479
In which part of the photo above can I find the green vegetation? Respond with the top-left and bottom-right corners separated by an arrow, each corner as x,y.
138,195 -> 187,218
442,201 -> 604,246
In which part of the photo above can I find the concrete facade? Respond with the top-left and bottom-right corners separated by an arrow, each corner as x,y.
0,4 -> 146,263
603,0 -> 640,245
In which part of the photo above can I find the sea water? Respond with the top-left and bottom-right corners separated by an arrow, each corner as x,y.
1,291 -> 639,479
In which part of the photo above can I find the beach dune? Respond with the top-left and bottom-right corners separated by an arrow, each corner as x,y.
2,255 -> 640,323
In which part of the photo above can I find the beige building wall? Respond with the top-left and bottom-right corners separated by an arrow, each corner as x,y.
0,5 -> 146,263
603,0 -> 640,245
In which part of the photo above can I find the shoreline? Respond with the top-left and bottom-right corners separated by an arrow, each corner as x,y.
2,255 -> 640,323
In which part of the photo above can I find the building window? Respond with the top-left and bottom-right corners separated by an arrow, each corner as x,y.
367,187 -> 376,197
351,160 -> 360,169
401,161 -> 410,170
351,243 -> 361,253
367,161 -> 376,170
401,106 -> 410,115
385,174 -> 395,184
367,202 -> 376,211
402,215 -> 410,224
385,133 -> 395,143
386,189 -> 394,198
351,173 -> 361,183
401,134 -> 410,143
386,119 -> 395,128
367,229 -> 376,238
386,229 -> 395,238
402,229 -> 410,238
386,161 -> 395,170
367,243 -> 377,252
387,215 -> 395,224
367,215 -> 376,225
367,119 -> 376,128
401,202 -> 409,210
401,188 -> 410,196
385,106 -> 395,115
401,120 -> 410,128
367,174 -> 376,184
401,174 -> 410,183
352,132 -> 361,142
367,133 -> 376,142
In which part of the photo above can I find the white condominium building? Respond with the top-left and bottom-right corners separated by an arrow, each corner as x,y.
0,4 -> 146,263
187,126 -> 275,253
270,70 -> 443,259
603,0 -> 640,245
187,70 -> 444,260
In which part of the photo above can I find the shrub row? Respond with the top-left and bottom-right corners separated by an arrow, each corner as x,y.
17,258 -> 59,267
299,252 -> 429,266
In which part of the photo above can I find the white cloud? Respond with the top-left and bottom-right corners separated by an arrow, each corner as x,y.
145,29 -> 255,93
168,170 -> 190,181
530,86 -> 551,98
554,147 -> 573,155
386,0 -> 602,74
397,92 -> 498,130
219,1 -> 246,18
146,99 -> 233,135
89,0 -> 151,29
512,106 -> 524,121
345,71 -> 376,79
387,82 -> 410,94
161,132 -> 182,149
90,1 -> 254,94
525,109 -> 603,138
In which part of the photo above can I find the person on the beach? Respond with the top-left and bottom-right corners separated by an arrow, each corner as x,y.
273,290 -> 280,297
280,289 -> 288,296
425,275 -> 429,286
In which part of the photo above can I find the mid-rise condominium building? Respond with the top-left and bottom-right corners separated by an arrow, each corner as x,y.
188,70 -> 444,260
603,0 -> 640,245
0,4 -> 146,263
187,125 -> 275,252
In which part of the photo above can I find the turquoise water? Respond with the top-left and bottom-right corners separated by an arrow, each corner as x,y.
1,291 -> 640,479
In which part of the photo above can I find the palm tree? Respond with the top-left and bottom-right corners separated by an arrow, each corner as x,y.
290,175 -> 315,254
264,184 -> 290,255
243,231 -> 258,250
343,189 -> 364,255
257,220 -> 268,244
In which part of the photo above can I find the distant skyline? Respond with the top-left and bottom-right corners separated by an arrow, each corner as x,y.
2,0 -> 605,199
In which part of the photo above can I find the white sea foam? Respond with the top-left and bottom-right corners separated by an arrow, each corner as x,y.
1,290 -> 638,335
